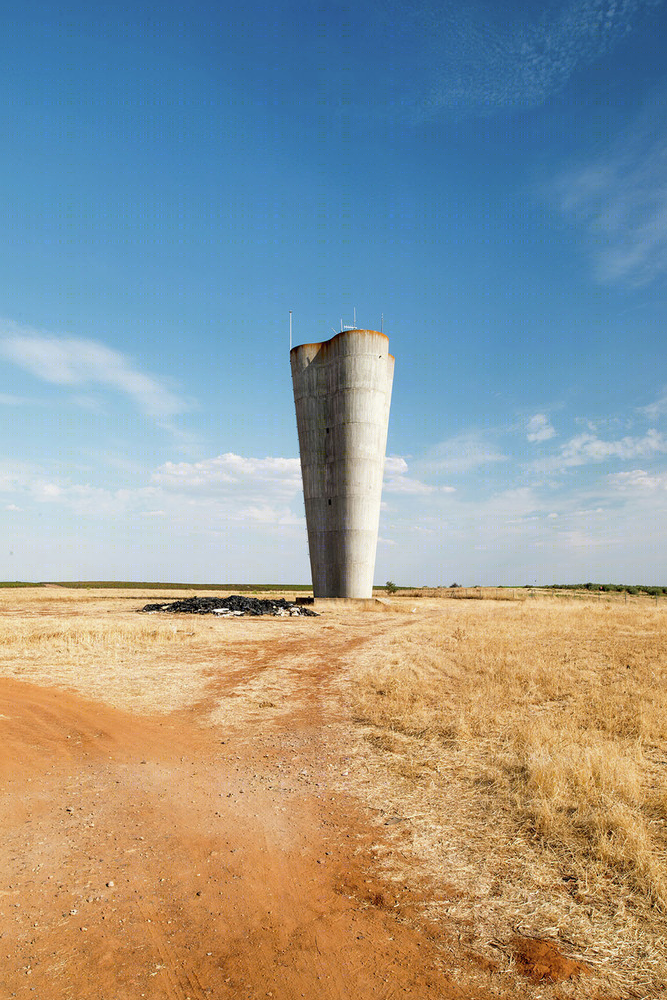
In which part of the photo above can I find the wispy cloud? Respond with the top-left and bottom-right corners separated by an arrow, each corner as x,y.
0,393 -> 35,406
419,0 -> 661,113
640,389 -> 667,419
0,322 -> 186,420
527,413 -> 556,442
421,433 -> 506,474
554,96 -> 667,285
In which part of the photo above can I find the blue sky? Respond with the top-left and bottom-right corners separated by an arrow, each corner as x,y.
1,0 -> 666,584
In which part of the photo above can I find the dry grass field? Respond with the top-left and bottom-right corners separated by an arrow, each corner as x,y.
346,597 -> 667,995
0,586 -> 665,998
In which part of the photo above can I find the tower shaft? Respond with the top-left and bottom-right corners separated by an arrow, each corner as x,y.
291,329 -> 394,598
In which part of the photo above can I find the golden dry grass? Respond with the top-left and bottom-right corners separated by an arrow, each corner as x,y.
0,586 -> 328,717
0,587 -> 241,712
343,597 -> 667,996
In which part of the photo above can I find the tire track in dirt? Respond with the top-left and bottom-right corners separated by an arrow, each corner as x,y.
136,897 -> 208,1000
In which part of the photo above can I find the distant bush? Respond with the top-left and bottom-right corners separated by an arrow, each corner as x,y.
385,581 -> 398,594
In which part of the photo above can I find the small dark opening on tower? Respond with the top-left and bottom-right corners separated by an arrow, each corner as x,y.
326,427 -> 330,433
328,498 -> 332,505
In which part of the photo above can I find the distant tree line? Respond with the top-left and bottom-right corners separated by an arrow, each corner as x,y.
539,583 -> 667,596
377,583 -> 667,595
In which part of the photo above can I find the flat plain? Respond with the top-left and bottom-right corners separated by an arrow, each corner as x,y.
0,586 -> 665,999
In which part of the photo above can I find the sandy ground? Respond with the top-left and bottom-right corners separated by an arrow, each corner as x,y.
0,592 -> 595,999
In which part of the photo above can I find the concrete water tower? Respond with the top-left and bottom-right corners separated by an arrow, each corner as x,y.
290,328 -> 394,599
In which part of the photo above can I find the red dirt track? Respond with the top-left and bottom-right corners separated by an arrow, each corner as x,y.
0,615 -> 471,1000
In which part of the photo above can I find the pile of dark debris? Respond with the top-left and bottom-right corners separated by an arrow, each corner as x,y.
138,595 -> 318,617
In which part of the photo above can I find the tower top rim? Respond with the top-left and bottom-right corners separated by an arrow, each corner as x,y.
290,328 -> 392,358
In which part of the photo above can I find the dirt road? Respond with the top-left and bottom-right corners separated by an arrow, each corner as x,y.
0,603 -> 470,1000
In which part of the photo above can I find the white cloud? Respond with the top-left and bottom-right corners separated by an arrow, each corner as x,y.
0,322 -> 186,419
533,428 -> 667,471
152,453 -> 302,499
554,97 -> 667,285
5,504 -> 21,511
137,453 -> 306,526
421,433 -> 506,474
384,456 -> 409,476
235,505 -> 303,526
383,478 -> 435,494
383,455 -> 436,495
608,468 -> 667,492
527,413 -> 556,442
0,451 -> 305,526
562,429 -> 665,463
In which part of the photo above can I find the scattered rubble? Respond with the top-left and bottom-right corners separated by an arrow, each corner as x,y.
138,595 -> 318,617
